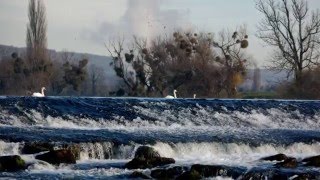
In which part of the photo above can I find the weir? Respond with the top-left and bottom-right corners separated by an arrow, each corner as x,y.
0,97 -> 319,129
0,97 -> 319,179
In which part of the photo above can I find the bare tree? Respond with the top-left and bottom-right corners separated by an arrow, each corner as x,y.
105,36 -> 137,95
212,26 -> 249,97
105,27 -> 249,98
256,0 -> 320,87
89,64 -> 106,95
26,0 -> 48,65
26,0 -> 51,91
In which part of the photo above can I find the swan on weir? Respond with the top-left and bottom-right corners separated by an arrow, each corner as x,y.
165,89 -> 177,98
32,87 -> 46,97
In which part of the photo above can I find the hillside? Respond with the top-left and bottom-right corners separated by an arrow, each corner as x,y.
0,44 -> 120,90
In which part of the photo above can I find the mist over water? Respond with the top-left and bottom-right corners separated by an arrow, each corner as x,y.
0,97 -> 319,179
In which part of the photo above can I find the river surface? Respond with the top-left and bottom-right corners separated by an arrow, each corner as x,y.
0,97 -> 319,179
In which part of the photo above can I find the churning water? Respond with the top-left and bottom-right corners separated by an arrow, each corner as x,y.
0,97 -> 319,179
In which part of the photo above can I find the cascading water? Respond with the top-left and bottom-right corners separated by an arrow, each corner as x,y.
0,97 -> 319,179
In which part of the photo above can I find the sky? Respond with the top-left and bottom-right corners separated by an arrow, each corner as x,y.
1,0 -> 320,67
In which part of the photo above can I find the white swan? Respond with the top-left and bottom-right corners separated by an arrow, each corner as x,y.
32,87 -> 46,97
165,90 -> 177,98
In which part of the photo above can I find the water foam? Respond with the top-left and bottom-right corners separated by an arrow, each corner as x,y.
78,142 -> 134,161
27,165 -> 130,179
77,141 -> 320,165
151,142 -> 320,167
1,106 -> 319,131
0,140 -> 20,155
79,142 -> 113,160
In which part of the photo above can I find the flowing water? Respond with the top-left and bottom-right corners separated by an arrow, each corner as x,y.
0,97 -> 319,179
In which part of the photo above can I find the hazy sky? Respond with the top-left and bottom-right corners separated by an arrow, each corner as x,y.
1,0 -> 320,66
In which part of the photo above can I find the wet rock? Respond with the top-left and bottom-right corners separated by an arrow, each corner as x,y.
275,157 -> 298,168
261,153 -> 288,161
242,168 -> 283,180
176,169 -> 201,180
302,155 -> 320,167
290,173 -> 318,180
35,149 -> 76,165
125,146 -> 175,169
134,146 -> 160,160
242,167 -> 319,180
190,164 -> 245,179
0,155 -> 26,172
21,142 -> 54,154
129,171 -> 151,179
151,166 -> 187,179
125,157 -> 175,169
64,144 -> 81,160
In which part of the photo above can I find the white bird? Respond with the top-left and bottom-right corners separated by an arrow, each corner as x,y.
193,94 -> 196,98
165,89 -> 177,99
32,87 -> 46,97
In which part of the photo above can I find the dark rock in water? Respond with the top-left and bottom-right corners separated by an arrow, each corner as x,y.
190,164 -> 245,179
125,157 -> 175,169
275,157 -> 298,168
291,173 -> 318,180
125,146 -> 175,169
134,146 -> 160,160
129,171 -> 151,179
176,164 -> 246,179
242,168 -> 283,180
0,155 -> 26,172
22,142 -> 81,160
21,142 -> 54,154
176,169 -> 201,180
35,149 -> 76,165
151,166 -> 187,179
261,153 -> 288,161
302,155 -> 320,167
242,167 -> 320,180
63,144 -> 81,160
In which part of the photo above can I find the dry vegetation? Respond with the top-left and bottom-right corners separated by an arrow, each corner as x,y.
0,0 -> 319,99
106,27 -> 249,98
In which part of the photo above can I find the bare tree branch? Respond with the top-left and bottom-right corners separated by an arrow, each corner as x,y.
256,0 -> 320,86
